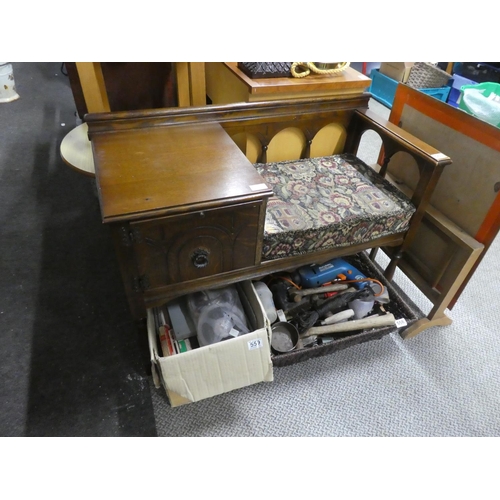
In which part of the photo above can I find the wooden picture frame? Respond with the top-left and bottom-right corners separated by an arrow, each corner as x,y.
379,84 -> 500,337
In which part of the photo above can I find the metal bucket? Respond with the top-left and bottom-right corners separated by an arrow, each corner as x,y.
0,63 -> 20,103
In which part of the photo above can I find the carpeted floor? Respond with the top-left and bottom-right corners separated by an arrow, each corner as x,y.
1,63 -> 499,437
1,63 -> 156,436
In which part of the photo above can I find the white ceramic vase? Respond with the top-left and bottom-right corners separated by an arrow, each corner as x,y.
0,63 -> 20,103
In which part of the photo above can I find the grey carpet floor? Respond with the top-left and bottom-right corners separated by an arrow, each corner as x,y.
151,99 -> 500,437
1,63 -> 156,437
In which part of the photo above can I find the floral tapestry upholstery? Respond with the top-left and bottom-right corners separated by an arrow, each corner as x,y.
254,154 -> 415,260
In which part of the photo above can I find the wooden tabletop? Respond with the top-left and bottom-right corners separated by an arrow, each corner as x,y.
91,121 -> 273,223
223,62 -> 371,97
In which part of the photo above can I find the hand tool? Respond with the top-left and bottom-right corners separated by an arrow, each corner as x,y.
320,309 -> 355,325
301,313 -> 396,337
289,283 -> 348,302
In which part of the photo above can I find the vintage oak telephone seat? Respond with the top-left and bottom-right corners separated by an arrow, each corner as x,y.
85,94 -> 451,340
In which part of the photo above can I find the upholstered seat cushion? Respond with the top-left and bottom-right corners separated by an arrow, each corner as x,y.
254,153 -> 415,260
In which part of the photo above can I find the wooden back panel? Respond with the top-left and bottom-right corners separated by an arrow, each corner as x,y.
230,122 -> 348,164
86,94 -> 370,160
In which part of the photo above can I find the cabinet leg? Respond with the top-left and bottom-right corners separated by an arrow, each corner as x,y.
384,250 -> 403,281
400,314 -> 453,339
369,247 -> 379,261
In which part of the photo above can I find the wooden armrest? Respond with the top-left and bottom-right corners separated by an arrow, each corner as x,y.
348,108 -> 452,169
345,108 -> 453,212
346,108 -> 454,280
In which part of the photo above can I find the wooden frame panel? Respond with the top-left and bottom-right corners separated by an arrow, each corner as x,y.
389,85 -> 500,310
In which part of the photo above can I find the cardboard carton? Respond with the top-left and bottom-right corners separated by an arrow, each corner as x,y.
148,280 -> 273,407
379,62 -> 414,83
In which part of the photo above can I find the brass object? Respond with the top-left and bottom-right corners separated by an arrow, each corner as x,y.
313,62 -> 343,70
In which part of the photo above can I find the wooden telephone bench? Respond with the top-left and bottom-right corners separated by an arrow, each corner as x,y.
73,82 -> 500,405
85,91 -> 452,348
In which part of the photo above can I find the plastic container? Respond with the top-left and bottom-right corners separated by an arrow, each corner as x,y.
253,281 -> 278,324
369,69 -> 451,109
421,86 -> 451,102
0,63 -> 20,103
348,297 -> 375,319
186,285 -> 251,346
448,74 -> 477,108
459,82 -> 500,128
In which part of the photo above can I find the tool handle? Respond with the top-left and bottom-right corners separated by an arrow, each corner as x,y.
302,313 -> 396,337
321,309 -> 355,325
291,283 -> 348,302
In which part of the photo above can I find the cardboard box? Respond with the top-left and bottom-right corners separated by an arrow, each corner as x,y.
379,62 -> 414,83
148,280 -> 273,407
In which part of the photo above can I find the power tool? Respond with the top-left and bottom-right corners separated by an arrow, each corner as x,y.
292,257 -> 369,289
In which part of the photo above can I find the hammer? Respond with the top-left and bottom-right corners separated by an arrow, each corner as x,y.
301,313 -> 396,337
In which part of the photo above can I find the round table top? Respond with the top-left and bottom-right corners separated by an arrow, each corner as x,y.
60,122 -> 95,177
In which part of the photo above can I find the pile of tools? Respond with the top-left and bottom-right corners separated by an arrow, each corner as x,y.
261,257 -> 399,351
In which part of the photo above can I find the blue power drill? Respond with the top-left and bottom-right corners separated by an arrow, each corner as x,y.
293,257 -> 369,289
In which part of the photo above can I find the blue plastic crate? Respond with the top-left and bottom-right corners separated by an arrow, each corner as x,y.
423,86 -> 452,102
369,69 -> 451,108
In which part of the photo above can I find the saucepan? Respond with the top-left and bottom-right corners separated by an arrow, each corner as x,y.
271,322 -> 299,354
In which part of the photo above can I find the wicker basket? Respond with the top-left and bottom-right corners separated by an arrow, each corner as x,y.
270,251 -> 423,367
407,62 -> 451,89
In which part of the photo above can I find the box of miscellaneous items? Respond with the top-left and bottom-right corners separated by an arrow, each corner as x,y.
148,280 -> 273,407
149,253 -> 421,406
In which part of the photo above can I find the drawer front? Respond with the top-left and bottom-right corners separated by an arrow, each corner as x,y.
130,203 -> 262,288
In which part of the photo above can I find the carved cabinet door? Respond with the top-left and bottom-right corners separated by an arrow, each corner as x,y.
129,202 -> 262,290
